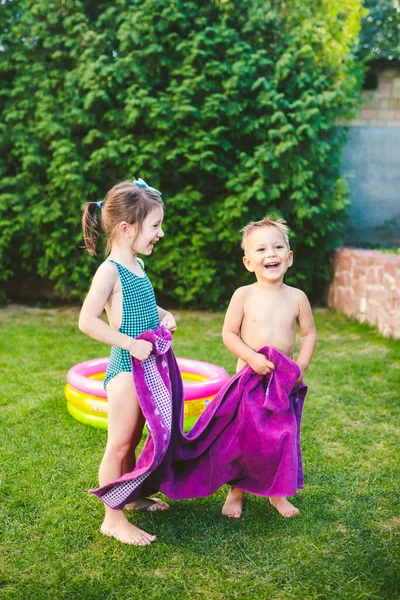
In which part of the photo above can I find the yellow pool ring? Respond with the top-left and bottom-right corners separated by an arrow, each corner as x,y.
67,402 -> 108,430
65,360 -> 227,431
183,395 -> 215,417
65,384 -> 214,419
65,384 -> 108,414
67,402 -> 200,433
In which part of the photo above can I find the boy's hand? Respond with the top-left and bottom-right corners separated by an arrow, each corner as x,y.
248,352 -> 275,376
129,339 -> 153,361
294,364 -> 305,387
161,312 -> 177,334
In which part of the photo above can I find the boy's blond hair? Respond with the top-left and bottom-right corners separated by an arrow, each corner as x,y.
240,216 -> 290,250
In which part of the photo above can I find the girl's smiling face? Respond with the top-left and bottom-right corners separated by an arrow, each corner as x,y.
132,205 -> 164,255
242,225 -> 293,283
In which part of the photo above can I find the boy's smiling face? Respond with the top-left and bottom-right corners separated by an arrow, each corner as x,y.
242,225 -> 293,283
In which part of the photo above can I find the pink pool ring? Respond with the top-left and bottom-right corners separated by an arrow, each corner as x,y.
66,357 -> 229,400
67,357 -> 109,398
65,357 -> 230,430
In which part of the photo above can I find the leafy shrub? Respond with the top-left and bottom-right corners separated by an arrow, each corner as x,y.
358,0 -> 400,62
0,0 -> 364,306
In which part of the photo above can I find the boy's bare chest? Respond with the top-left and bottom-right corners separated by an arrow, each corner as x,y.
243,293 -> 298,327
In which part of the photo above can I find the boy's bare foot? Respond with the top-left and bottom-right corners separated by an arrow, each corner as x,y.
125,497 -> 169,512
222,487 -> 244,518
100,512 -> 156,546
269,497 -> 300,518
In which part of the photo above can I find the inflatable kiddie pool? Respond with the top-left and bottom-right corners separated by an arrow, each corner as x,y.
65,357 -> 230,432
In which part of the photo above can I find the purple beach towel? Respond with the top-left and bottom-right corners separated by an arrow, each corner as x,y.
90,326 -> 307,509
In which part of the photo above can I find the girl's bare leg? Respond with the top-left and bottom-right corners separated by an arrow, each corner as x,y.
222,486 -> 244,518
122,437 -> 138,474
123,424 -> 169,512
99,373 -> 156,545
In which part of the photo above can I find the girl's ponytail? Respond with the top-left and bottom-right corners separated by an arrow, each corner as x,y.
82,201 -> 101,256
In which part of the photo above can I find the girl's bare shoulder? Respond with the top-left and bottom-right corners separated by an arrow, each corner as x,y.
96,259 -> 118,274
91,260 -> 119,287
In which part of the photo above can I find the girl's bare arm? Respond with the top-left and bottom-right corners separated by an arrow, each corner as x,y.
158,305 -> 177,333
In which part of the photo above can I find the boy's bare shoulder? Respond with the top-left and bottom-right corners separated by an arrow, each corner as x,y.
284,284 -> 310,304
231,284 -> 254,300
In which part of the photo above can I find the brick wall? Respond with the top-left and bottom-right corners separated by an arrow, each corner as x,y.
351,66 -> 400,127
328,248 -> 400,339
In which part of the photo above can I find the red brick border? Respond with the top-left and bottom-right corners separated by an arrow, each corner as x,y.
328,248 -> 400,339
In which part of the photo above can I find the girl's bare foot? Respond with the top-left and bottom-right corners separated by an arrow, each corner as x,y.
100,511 -> 157,545
125,497 -> 169,512
222,487 -> 244,518
269,497 -> 300,518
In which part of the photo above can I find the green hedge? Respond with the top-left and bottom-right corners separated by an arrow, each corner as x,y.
358,0 -> 400,63
0,0 -> 363,306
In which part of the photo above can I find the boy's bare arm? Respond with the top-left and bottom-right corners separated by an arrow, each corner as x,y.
296,291 -> 317,377
222,288 -> 275,375
222,289 -> 251,361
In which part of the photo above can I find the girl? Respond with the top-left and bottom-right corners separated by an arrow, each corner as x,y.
79,178 -> 176,546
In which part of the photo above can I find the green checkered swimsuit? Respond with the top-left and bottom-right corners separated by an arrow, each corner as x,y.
104,260 -> 159,389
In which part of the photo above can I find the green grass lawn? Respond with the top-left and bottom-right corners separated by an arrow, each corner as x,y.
0,306 -> 399,600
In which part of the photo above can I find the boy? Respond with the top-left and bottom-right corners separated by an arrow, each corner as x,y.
221,216 -> 317,518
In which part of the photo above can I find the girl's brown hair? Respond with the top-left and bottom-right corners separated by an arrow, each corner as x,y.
82,181 -> 164,256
